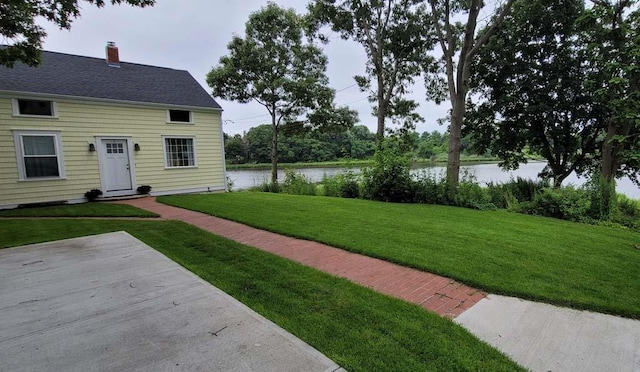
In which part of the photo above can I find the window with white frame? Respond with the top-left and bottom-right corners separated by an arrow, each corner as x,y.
163,137 -> 196,168
12,99 -> 57,117
13,131 -> 65,179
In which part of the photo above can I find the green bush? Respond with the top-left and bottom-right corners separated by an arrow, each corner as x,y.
486,177 -> 547,209
455,171 -> 494,210
361,146 -> 416,203
281,169 -> 317,196
414,170 -> 449,205
521,187 -> 590,222
322,171 -> 361,199
585,173 -> 617,220
612,194 -> 640,229
255,181 -> 280,193
485,182 -> 507,208
321,174 -> 342,197
505,177 -> 548,202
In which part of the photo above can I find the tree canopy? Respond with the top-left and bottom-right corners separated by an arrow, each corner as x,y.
207,2 -> 357,183
307,0 -> 437,141
469,0 -> 600,187
0,0 -> 155,67
578,0 -> 640,185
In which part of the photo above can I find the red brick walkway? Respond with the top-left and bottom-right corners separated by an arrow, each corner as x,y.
116,197 -> 485,318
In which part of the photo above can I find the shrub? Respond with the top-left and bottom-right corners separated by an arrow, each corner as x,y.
84,189 -> 103,201
321,171 -> 361,198
255,182 -> 280,193
485,177 -> 547,210
486,182 -> 508,209
226,176 -> 235,192
612,194 -> 640,229
455,171 -> 494,210
585,173 -> 617,220
321,174 -> 342,197
137,185 -> 152,195
281,169 -> 317,196
504,177 -> 548,203
414,170 -> 448,205
338,171 -> 360,198
522,187 -> 590,222
361,146 -> 416,203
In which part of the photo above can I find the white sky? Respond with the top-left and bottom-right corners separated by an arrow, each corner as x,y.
38,0 -> 449,135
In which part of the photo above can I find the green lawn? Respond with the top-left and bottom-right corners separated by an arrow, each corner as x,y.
159,192 -> 640,319
0,218 -> 522,371
0,203 -> 158,218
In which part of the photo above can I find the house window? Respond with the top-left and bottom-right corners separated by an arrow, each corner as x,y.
106,142 -> 124,154
167,109 -> 192,123
163,137 -> 196,168
13,131 -> 65,180
12,99 -> 56,117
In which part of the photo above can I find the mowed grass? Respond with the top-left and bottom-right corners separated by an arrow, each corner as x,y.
159,192 -> 640,319
0,203 -> 158,218
0,219 -> 522,371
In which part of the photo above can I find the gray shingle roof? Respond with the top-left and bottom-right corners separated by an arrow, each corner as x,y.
0,49 -> 221,110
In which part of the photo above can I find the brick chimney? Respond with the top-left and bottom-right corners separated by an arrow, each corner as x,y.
106,41 -> 120,67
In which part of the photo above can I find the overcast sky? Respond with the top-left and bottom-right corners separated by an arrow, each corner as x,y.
39,0 -> 449,135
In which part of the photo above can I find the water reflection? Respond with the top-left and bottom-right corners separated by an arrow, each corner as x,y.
226,161 -> 639,199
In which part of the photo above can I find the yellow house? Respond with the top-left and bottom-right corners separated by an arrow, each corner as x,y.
0,43 -> 226,209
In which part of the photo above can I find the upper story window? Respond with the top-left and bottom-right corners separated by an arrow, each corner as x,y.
13,130 -> 66,180
167,109 -> 192,123
12,99 -> 57,117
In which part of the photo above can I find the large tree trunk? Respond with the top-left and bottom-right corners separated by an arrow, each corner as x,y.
376,74 -> 386,142
376,110 -> 385,143
601,121 -> 617,183
447,95 -> 464,189
602,120 -> 632,183
270,112 -> 278,185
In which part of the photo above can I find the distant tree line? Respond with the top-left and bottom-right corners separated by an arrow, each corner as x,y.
224,124 -> 488,164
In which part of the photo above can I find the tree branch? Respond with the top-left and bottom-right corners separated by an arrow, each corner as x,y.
429,0 -> 449,57
468,0 -> 515,59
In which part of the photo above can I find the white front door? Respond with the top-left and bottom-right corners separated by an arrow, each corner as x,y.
101,139 -> 132,193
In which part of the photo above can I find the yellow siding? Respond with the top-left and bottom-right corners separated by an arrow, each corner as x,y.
0,97 -> 224,208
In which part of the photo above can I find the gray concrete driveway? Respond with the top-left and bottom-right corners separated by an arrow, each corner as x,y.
0,232 -> 343,372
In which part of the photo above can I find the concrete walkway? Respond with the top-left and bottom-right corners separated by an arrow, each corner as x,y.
117,197 -> 485,318
117,196 -> 640,372
0,232 -> 343,372
456,295 -> 640,372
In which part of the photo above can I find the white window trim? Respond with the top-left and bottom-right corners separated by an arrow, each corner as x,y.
11,98 -> 59,118
162,135 -> 198,169
12,130 -> 66,181
166,109 -> 193,124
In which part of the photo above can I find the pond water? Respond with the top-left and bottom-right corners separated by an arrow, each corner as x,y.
227,161 -> 640,199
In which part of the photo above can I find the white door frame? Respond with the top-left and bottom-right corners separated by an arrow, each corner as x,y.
96,136 -> 136,197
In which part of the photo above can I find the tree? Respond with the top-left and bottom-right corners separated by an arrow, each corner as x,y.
469,0 -> 601,187
428,0 -> 515,191
349,125 -> 377,158
223,133 -> 246,164
308,0 -> 436,141
578,0 -> 640,185
244,125 -> 273,164
207,3 -> 357,183
0,0 -> 155,67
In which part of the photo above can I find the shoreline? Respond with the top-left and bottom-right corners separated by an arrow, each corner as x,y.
226,157 -> 511,170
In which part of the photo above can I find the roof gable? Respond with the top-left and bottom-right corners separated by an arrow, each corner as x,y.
0,49 -> 221,110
